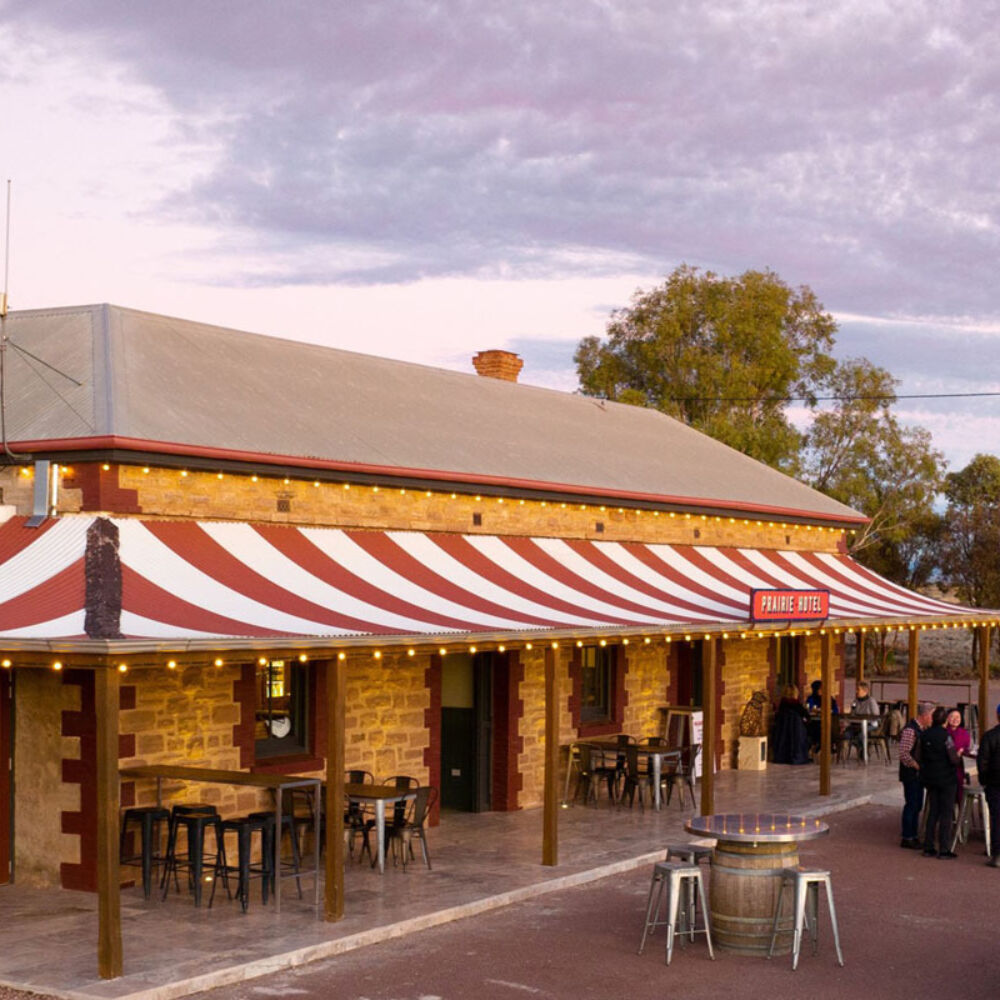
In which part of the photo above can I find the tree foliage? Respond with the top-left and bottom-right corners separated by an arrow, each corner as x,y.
576,266 -> 948,585
799,358 -> 945,572
940,453 -> 1000,610
575,265 -> 837,470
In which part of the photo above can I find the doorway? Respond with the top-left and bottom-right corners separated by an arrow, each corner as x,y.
440,652 -> 493,812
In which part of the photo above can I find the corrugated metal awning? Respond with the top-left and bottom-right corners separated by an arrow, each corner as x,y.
0,515 -> 976,646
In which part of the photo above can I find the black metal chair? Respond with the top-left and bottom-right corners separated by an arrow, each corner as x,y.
344,769 -> 376,862
662,744 -> 700,810
387,786 -> 438,870
620,744 -> 653,811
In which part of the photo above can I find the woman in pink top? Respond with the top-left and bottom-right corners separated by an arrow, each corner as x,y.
946,708 -> 972,805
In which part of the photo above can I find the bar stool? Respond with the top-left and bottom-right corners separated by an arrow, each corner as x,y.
119,806 -> 170,899
210,814 -> 273,912
248,810 -> 303,898
952,786 -> 992,855
767,867 -> 844,970
638,860 -> 714,965
665,843 -> 713,865
161,804 -> 225,906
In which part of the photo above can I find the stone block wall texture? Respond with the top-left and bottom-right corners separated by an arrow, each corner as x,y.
119,664 -> 258,819
14,670 -> 79,887
622,642 -> 670,741
1,462 -> 846,553
344,653 -> 431,784
719,638 -> 774,769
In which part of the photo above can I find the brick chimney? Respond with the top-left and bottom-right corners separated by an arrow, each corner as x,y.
472,349 -> 524,382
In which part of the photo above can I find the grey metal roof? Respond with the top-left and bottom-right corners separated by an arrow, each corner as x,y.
1,303 -> 864,522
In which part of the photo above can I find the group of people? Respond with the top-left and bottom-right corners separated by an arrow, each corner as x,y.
899,701 -> 1000,863
772,679 -> 880,765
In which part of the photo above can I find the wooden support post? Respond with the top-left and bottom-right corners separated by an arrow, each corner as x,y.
819,632 -> 833,796
325,655 -> 346,921
700,637 -> 717,816
542,646 -> 559,866
856,630 -> 866,685
95,664 -> 122,980
908,629 -> 920,720
979,626 -> 991,744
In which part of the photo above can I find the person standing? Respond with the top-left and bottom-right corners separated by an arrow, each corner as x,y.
945,708 -> 972,807
899,701 -> 933,849
977,703 -> 1000,867
920,706 -> 960,858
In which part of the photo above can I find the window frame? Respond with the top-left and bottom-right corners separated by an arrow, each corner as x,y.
254,658 -> 310,760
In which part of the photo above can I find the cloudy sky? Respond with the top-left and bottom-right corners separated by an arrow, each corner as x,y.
1,0 -> 998,470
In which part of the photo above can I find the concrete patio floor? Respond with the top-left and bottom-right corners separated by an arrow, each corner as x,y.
0,759 -> 903,1000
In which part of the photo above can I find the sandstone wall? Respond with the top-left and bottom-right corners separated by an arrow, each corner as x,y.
0,462 -> 846,552
14,670 -> 79,887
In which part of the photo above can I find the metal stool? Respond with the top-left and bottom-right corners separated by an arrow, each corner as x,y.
210,814 -> 273,912
952,786 -> 992,855
638,860 -> 714,965
665,843 -> 713,865
161,805 -> 225,906
119,806 -> 170,899
768,867 -> 844,970
248,810 -> 303,898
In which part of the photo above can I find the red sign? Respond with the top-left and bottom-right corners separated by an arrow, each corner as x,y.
750,589 -> 830,622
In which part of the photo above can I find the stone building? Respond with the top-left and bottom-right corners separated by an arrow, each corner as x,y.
0,303 -> 990,968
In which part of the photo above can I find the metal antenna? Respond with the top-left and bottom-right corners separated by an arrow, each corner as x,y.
0,179 -> 28,461
1,178 -> 9,319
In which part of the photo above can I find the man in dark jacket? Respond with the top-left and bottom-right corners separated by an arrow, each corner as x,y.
977,703 -> 1000,867
920,706 -> 960,857
899,701 -> 933,849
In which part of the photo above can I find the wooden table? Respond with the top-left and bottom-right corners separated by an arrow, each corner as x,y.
686,812 -> 829,955
346,783 -> 417,874
119,764 -> 321,914
562,741 -> 682,810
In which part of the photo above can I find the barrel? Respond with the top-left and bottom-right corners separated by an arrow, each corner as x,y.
710,841 -> 798,954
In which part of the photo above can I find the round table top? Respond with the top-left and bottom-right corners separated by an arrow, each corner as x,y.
685,813 -> 830,844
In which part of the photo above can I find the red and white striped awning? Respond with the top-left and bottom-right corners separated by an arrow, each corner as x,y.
0,514 -> 973,645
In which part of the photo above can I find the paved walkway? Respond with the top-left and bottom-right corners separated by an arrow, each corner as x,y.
0,759 -> 904,1000
198,800 -> 1000,1000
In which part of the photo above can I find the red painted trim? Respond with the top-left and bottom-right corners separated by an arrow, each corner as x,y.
311,663 -> 327,761
0,671 -> 10,884
60,670 -> 96,892
423,655 -> 442,825
491,651 -> 523,811
233,665 -> 256,768
62,464 -> 141,514
16,435 -> 868,525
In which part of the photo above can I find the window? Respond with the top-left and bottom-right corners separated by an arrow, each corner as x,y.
255,659 -> 309,758
777,636 -> 798,692
580,645 -> 614,723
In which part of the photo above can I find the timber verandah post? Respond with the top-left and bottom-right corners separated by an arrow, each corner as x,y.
908,629 -> 920,720
542,645 -> 560,866
325,655 -> 346,921
819,632 -> 833,796
95,660 -> 122,979
978,625 -> 991,744
699,637 -> 717,816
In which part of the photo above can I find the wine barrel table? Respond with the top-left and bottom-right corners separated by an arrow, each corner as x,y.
685,813 -> 830,955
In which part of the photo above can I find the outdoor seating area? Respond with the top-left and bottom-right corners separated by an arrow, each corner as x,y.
562,732 -> 697,812
0,761 -> 901,1000
118,766 -> 439,920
